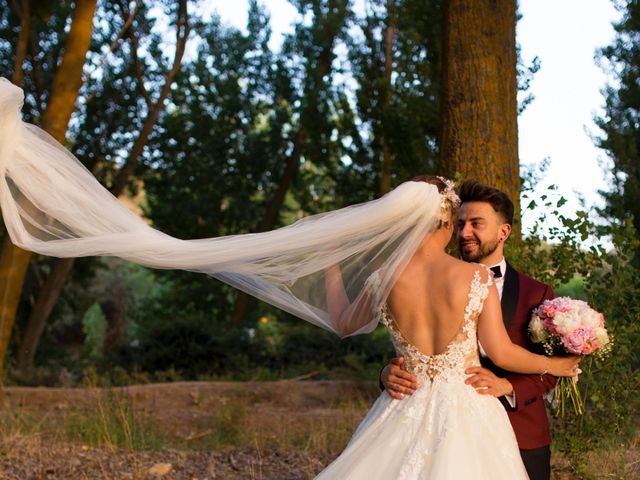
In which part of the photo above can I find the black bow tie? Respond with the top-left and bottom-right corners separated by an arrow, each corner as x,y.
490,266 -> 502,278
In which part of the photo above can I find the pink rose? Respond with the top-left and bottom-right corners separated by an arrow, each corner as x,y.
561,327 -> 597,354
582,340 -> 598,355
542,304 -> 557,318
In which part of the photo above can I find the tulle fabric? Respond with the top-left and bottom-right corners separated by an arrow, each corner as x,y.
0,78 -> 442,336
316,382 -> 529,479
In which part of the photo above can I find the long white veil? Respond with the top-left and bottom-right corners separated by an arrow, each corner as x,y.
0,78 -> 442,336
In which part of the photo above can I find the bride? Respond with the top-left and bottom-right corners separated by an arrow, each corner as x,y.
318,176 -> 578,479
0,79 -> 578,478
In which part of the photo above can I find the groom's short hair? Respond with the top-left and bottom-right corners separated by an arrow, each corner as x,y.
459,180 -> 514,226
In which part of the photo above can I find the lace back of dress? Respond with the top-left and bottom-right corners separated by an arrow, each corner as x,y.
379,267 -> 492,383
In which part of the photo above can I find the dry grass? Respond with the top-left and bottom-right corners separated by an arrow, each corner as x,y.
554,435 -> 640,479
0,381 -> 637,479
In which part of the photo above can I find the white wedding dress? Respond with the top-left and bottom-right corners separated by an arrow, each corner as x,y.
316,269 -> 529,479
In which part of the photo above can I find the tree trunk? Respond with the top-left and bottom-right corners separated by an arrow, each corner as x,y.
12,0 -> 30,87
0,0 -> 97,378
0,0 -> 30,234
101,299 -> 126,356
15,0 -> 189,372
379,0 -> 397,196
15,257 -> 75,370
40,0 -> 97,138
0,0 -> 33,379
439,0 -> 520,232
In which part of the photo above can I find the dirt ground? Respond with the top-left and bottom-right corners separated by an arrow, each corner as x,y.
0,381 -> 373,479
0,381 -> 623,479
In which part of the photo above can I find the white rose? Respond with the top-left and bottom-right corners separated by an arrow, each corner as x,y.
553,312 -> 579,335
529,315 -> 548,343
595,327 -> 609,346
582,309 -> 601,329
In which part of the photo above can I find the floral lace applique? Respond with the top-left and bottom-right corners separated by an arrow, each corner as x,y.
379,267 -> 492,384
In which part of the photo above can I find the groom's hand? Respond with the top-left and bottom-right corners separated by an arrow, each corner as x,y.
381,356 -> 419,400
464,367 -> 513,397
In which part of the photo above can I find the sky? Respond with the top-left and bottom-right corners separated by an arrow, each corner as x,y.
516,0 -> 620,231
207,0 -> 622,235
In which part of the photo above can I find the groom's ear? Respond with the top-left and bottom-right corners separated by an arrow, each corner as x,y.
499,223 -> 512,243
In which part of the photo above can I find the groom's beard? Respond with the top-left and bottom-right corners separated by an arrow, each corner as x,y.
459,237 -> 500,263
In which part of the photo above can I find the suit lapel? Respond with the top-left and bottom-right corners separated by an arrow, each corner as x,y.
501,262 -> 519,330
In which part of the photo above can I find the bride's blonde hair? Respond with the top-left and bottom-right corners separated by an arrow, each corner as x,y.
411,175 -> 459,227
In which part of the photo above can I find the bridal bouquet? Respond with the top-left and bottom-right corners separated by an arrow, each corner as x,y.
529,297 -> 612,415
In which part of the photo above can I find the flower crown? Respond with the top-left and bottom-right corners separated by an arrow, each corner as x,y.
437,176 -> 460,220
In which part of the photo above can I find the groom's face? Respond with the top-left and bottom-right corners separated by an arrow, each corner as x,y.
456,201 -> 505,264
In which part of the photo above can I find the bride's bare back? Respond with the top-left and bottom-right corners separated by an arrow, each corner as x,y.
386,251 -> 481,356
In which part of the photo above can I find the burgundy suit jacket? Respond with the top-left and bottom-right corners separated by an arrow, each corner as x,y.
480,262 -> 557,450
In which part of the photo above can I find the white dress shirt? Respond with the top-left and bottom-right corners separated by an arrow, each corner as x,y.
486,257 -> 516,407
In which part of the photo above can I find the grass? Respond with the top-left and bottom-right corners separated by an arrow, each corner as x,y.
554,435 -> 640,479
0,382 -> 368,454
0,381 -> 637,479
183,387 -> 368,456
61,391 -> 166,450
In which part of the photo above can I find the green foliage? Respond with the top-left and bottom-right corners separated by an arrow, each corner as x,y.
519,10 -> 640,443
595,0 -> 640,264
82,303 -> 107,360
0,0 -> 550,395
116,306 -> 392,382
554,277 -> 587,300
508,184 -> 640,451
340,0 -> 443,197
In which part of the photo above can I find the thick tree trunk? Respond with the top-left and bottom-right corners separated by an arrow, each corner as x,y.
439,0 -> 520,232
379,0 -> 397,195
15,0 -> 189,372
40,0 -> 97,137
0,0 -> 97,378
0,0 -> 33,379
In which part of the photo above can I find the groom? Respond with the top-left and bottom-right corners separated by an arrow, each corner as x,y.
380,180 -> 556,480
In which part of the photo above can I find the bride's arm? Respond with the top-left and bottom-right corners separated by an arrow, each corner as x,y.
324,265 -> 374,336
477,282 -> 580,377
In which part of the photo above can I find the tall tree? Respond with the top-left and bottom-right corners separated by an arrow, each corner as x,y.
15,0 -> 190,372
439,0 -> 520,228
370,0 -> 398,195
0,0 -> 98,378
342,0 -> 442,203
230,0 -> 351,322
596,0 -> 640,262
9,0 -> 30,87
138,2 -> 280,324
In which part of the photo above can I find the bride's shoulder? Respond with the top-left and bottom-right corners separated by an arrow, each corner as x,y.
444,255 -> 475,270
446,258 -> 491,282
